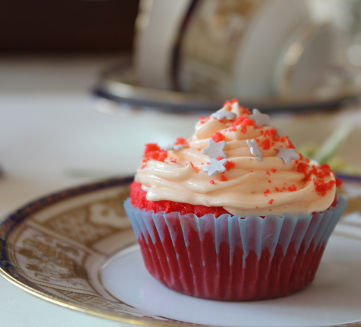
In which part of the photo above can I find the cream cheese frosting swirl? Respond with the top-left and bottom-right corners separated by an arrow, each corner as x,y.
135,101 -> 339,216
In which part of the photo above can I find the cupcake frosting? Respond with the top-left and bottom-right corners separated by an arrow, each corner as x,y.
135,100 -> 341,216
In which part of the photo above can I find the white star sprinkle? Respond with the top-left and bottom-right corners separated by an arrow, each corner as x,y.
246,138 -> 263,161
232,101 -> 239,112
211,110 -> 236,120
249,108 -> 270,126
162,144 -> 186,151
276,147 -> 300,165
203,158 -> 227,176
202,139 -> 226,158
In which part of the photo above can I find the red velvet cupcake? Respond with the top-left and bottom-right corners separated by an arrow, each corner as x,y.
124,100 -> 346,301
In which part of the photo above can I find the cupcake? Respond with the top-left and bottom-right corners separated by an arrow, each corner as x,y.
124,99 -> 346,301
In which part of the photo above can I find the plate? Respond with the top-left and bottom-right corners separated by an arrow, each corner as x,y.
0,177 -> 361,326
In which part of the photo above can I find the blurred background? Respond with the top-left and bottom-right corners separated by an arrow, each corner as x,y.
1,0 -> 360,183
0,1 -> 361,326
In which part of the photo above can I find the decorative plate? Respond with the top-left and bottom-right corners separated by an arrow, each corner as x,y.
1,177 -> 361,326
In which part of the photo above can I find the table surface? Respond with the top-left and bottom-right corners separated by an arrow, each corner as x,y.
1,55 -> 360,327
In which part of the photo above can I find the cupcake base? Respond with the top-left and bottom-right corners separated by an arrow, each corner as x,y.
138,234 -> 325,300
124,197 -> 346,301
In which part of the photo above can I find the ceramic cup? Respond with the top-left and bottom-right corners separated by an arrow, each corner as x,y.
135,0 -> 336,99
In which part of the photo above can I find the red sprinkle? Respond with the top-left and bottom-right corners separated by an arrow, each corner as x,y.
264,189 -> 270,195
220,174 -> 228,181
288,184 -> 297,192
143,143 -> 168,163
262,138 -> 271,150
314,180 -> 335,196
336,176 -> 343,187
190,162 -> 199,173
225,161 -> 236,171
229,126 -> 237,132
199,116 -> 209,125
175,137 -> 188,145
212,131 -> 225,142
268,199 -> 274,205
241,118 -> 255,134
210,180 -> 215,185
296,162 -> 308,174
240,107 -> 251,115
295,157 -> 337,196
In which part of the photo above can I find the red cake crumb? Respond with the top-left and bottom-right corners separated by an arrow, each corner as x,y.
209,179 -> 216,185
130,182 -> 230,217
268,199 -> 274,205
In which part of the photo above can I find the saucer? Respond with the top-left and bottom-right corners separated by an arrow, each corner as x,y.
1,177 -> 360,326
93,59 -> 361,114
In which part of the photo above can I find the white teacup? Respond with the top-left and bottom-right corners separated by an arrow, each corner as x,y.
135,0 -> 336,99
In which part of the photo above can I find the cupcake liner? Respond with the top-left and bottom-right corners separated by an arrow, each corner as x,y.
124,196 -> 347,301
